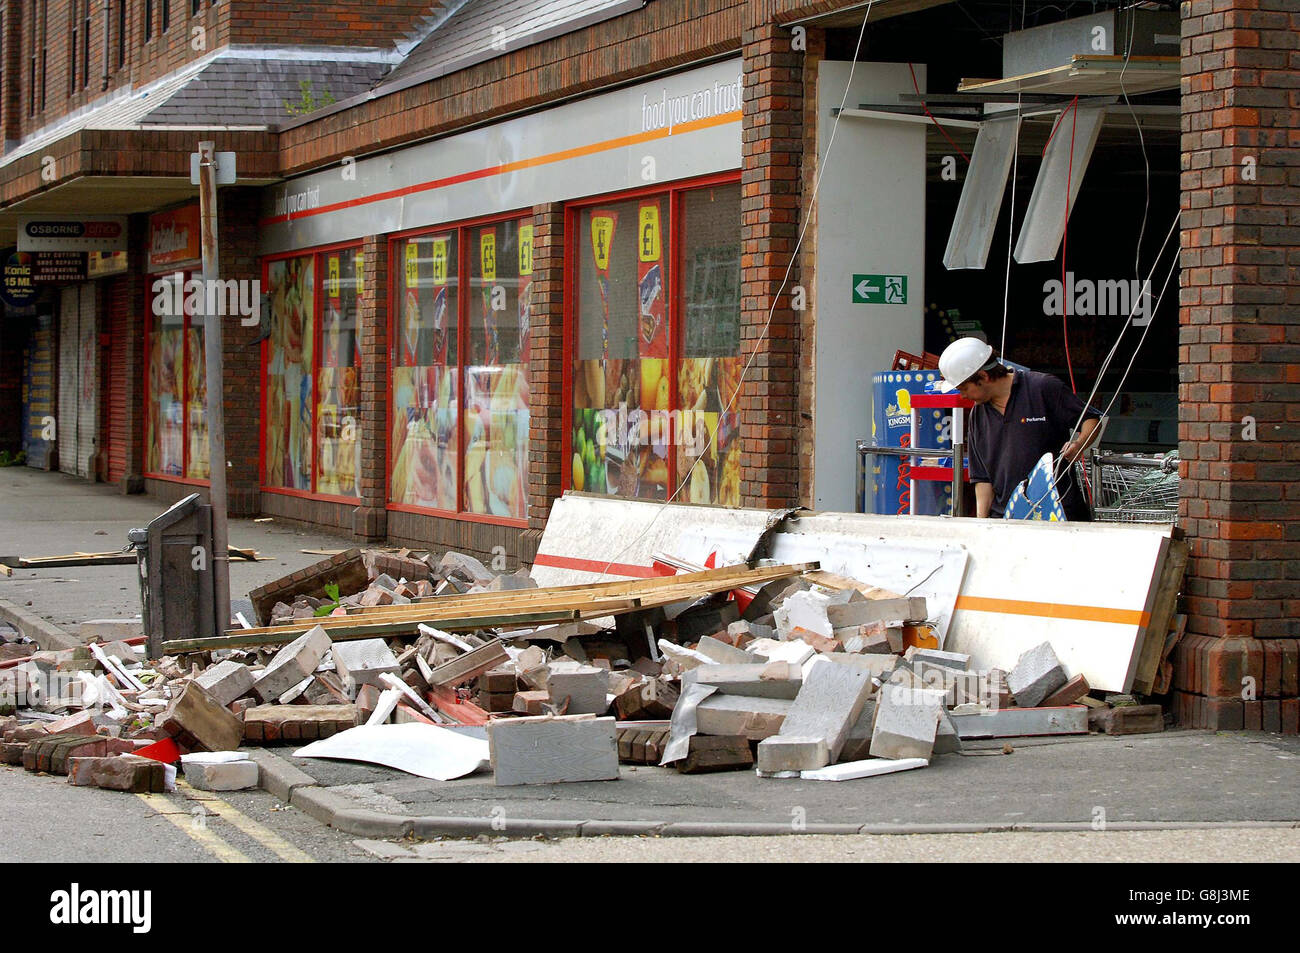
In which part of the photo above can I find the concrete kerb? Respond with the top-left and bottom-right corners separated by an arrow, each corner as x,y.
0,598 -> 81,651
251,752 -> 1300,839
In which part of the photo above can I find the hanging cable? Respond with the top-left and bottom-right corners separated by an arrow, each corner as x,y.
595,2 -> 880,577
908,61 -> 969,163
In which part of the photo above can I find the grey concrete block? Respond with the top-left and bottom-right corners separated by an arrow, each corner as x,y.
695,635 -> 760,665
1008,641 -> 1068,708
182,758 -> 260,791
547,665 -> 609,715
195,659 -> 255,707
778,660 -> 874,761
757,735 -> 830,772
905,647 -> 971,671
869,685 -> 945,761
253,625 -> 332,702
688,661 -> 803,699
331,639 -> 401,693
827,597 -> 927,628
695,695 -> 791,740
488,715 -> 619,786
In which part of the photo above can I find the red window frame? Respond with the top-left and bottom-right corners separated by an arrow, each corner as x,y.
386,208 -> 533,528
142,268 -> 209,486
561,171 -> 742,500
259,240 -> 365,504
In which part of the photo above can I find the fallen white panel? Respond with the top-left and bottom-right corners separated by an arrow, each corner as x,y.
950,705 -> 1088,739
1013,104 -> 1105,263
294,723 -> 490,781
801,757 -> 928,781
944,115 -> 1020,270
366,687 -> 403,726
532,495 -> 1173,692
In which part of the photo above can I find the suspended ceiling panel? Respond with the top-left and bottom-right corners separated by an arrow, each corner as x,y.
959,55 -> 1180,97
1013,103 -> 1106,264
943,114 -> 1019,270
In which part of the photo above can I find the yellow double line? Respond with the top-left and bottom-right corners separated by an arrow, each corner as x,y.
137,782 -> 314,863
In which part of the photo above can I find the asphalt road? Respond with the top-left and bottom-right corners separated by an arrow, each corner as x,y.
0,467 -> 356,629
0,761 -> 375,863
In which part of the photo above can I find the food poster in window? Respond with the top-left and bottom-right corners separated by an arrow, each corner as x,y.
391,238 -> 458,510
465,223 -> 529,518
574,203 -> 670,501
517,223 -> 533,360
318,250 -> 361,497
149,312 -> 185,477
185,321 -> 210,479
680,236 -> 743,505
636,201 -> 667,359
266,256 -> 315,490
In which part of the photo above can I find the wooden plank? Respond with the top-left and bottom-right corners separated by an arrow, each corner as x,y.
1131,538 -> 1188,695
427,640 -> 510,688
160,608 -> 582,653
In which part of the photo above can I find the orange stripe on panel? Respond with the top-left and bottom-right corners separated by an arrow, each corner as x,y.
954,595 -> 1150,627
261,110 -> 743,227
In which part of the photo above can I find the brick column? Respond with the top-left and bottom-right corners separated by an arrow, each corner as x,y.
796,25 -> 825,509
217,187 -> 263,517
353,235 -> 388,541
115,213 -> 150,493
1172,0 -> 1300,733
522,203 -> 565,560
740,19 -> 804,509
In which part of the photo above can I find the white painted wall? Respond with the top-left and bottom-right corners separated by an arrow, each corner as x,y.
813,62 -> 926,511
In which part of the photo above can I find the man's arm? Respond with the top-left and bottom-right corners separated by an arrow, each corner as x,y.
1060,416 -> 1100,464
975,481 -> 994,518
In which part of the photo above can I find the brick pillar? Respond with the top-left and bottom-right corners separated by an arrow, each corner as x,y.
353,235 -> 388,541
797,25 -> 825,509
216,187 -> 263,517
1172,0 -> 1300,733
522,202 -> 565,560
0,1 -> 22,150
740,19 -> 804,509
115,213 -> 150,493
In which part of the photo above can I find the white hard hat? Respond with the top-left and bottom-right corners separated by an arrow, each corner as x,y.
938,337 -> 995,391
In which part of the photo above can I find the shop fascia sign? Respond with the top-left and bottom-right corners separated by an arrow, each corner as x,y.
18,215 -> 127,253
148,204 -> 202,271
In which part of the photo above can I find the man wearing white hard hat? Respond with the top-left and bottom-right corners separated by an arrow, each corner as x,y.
938,337 -> 1100,520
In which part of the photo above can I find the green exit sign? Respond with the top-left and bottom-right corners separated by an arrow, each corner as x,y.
852,274 -> 907,304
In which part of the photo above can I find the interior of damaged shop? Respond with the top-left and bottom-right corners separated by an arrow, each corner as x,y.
1,2 -> 1192,793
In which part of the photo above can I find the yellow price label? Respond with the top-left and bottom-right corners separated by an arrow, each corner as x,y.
355,251 -> 364,297
638,205 -> 661,262
590,215 -> 615,271
518,224 -> 533,276
480,233 -> 497,282
430,238 -> 448,286
327,256 -> 340,298
404,243 -> 419,289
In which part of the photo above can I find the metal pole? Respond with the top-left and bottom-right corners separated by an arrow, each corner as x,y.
197,140 -> 230,628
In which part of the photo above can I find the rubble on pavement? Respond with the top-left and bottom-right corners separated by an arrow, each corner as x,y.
0,546 -> 1174,795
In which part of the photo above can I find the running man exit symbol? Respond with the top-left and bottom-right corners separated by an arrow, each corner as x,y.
852,274 -> 907,304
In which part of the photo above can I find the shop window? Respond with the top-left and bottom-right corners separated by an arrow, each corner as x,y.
265,255 -> 314,491
390,215 -> 531,522
145,272 -> 209,481
263,248 -> 364,499
569,180 -> 741,506
316,250 -> 363,497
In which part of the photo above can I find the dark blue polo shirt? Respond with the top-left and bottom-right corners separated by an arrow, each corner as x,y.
967,370 -> 1101,521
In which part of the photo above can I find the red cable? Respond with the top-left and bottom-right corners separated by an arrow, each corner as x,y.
908,62 -> 969,164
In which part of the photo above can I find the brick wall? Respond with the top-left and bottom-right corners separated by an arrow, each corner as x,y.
1172,0 -> 1300,733
738,19 -> 802,508
1,1 -> 23,146
215,185 -> 262,517
524,202 -> 564,552
277,0 -> 746,174
12,0 -> 227,141
796,25 -> 825,508
228,0 -> 432,48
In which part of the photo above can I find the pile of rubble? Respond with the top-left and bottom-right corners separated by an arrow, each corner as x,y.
0,548 -> 1165,797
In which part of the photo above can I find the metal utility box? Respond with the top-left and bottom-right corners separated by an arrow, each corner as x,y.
128,494 -> 218,658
